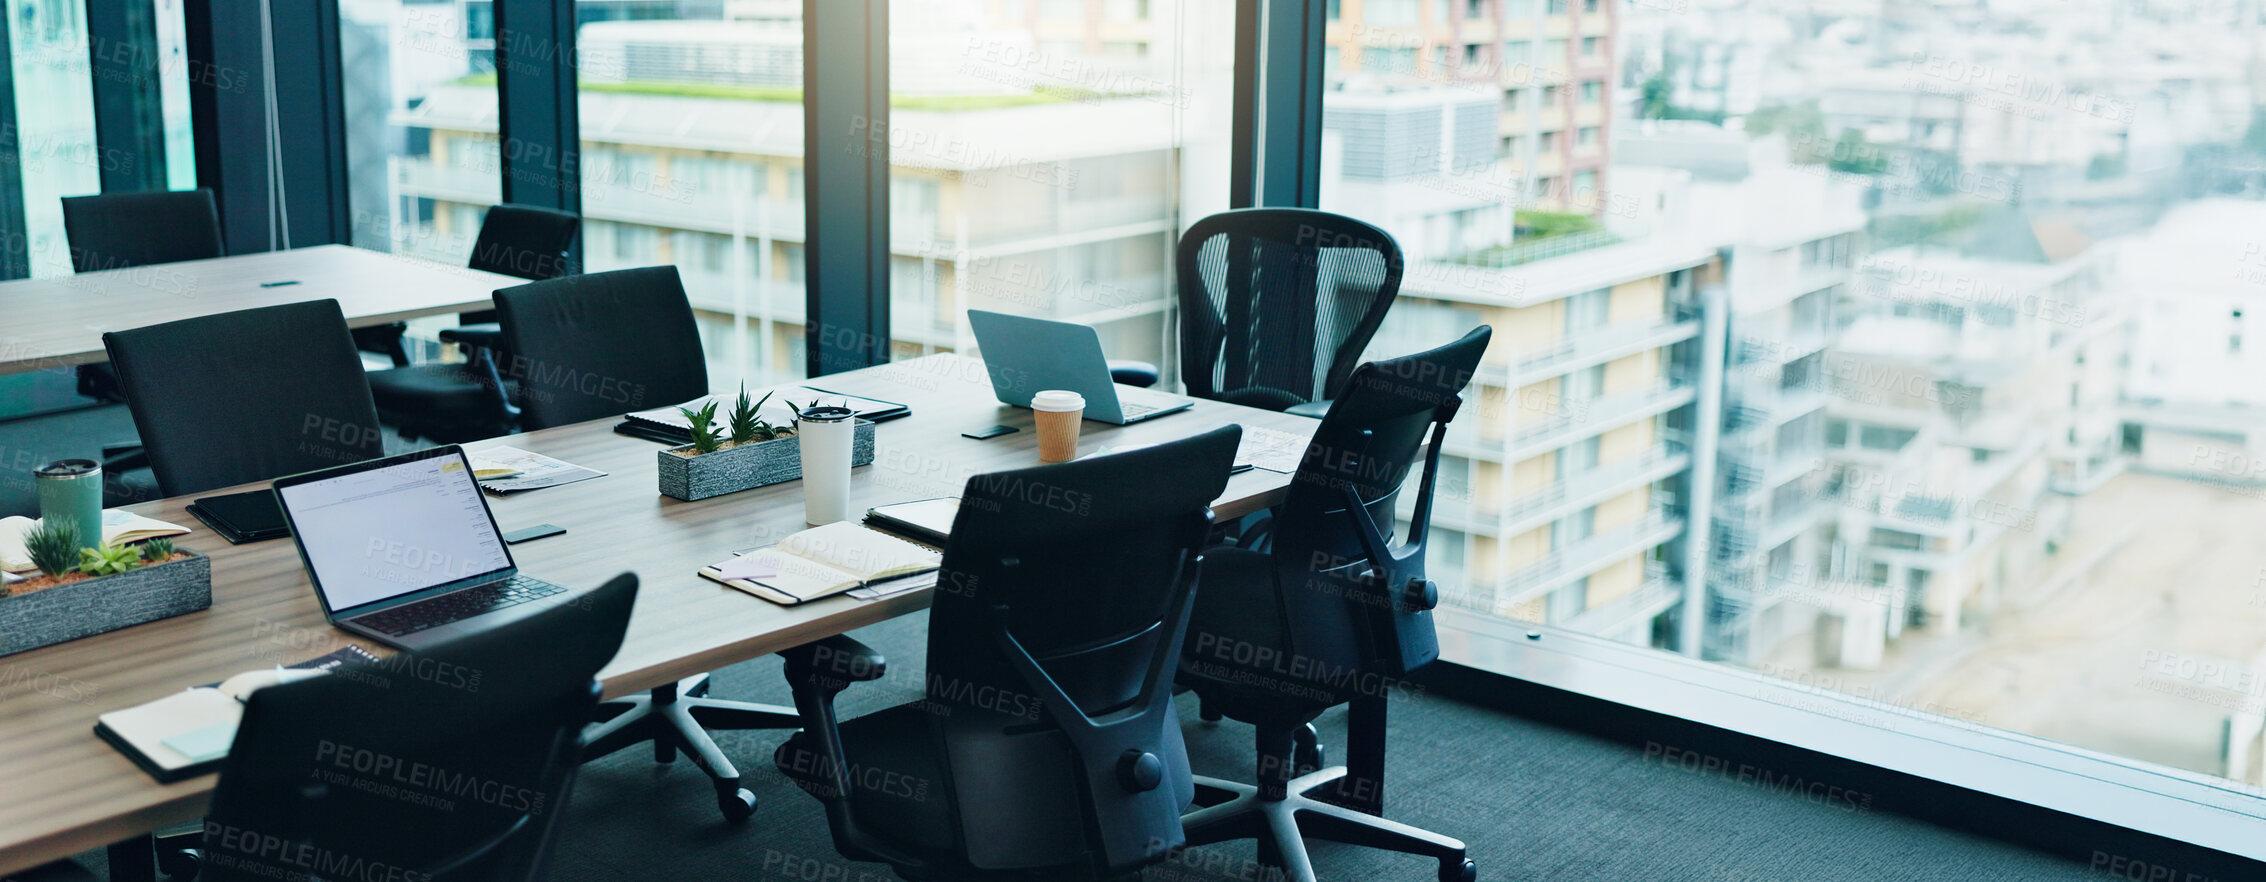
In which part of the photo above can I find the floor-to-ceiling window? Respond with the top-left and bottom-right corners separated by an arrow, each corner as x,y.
339,0 -> 503,263
881,0 -> 1235,385
7,0 -> 99,279
574,0 -> 807,389
1323,0 -> 2266,824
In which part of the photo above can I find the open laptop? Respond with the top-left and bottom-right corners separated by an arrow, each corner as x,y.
273,445 -> 577,651
965,309 -> 1194,424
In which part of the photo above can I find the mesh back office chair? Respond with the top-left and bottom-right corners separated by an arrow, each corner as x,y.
364,204 -> 581,443
498,264 -> 813,819
1112,208 -> 1404,417
101,299 -> 386,497
1175,327 -> 1490,882
774,427 -> 1240,879
196,574 -> 637,882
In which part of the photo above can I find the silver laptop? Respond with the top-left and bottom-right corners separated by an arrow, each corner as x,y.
273,445 -> 576,651
965,309 -> 1194,425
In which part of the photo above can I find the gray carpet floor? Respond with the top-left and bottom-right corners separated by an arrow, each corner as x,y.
528,610 -> 2098,882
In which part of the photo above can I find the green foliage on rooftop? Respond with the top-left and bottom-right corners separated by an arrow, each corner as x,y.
1637,75 -> 1726,125
1453,211 -> 1619,268
448,73 -> 1109,109
1516,209 -> 1601,240
1745,102 -> 1826,140
1869,203 -> 1985,250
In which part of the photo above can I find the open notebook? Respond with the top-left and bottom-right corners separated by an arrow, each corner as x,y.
93,647 -> 374,782
0,511 -> 191,574
700,521 -> 940,606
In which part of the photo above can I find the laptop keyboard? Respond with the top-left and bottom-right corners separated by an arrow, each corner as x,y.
1121,400 -> 1164,419
354,575 -> 566,637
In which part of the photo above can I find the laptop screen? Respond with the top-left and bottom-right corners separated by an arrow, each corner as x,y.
276,450 -> 513,613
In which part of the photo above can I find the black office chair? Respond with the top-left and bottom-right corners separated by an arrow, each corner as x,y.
58,189 -> 227,487
195,573 -> 638,882
495,265 -> 707,431
774,427 -> 1241,879
60,189 -> 224,273
495,264 -> 797,819
447,202 -> 581,336
101,299 -> 385,497
1174,326 -> 1489,882
1112,208 -> 1404,418
363,205 -> 581,443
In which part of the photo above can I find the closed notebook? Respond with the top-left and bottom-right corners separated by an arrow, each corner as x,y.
862,497 -> 959,546
93,647 -> 374,782
700,521 -> 940,605
0,511 -> 191,573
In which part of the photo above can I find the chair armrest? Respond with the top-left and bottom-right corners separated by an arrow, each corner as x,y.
438,323 -> 504,350
1217,387 -> 1310,412
1285,399 -> 1332,419
772,636 -> 926,870
778,635 -> 887,697
1107,359 -> 1159,388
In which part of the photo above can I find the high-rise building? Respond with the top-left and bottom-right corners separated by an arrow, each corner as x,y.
1362,231 -> 1715,647
1814,211 -> 2122,661
1323,0 -> 1616,214
382,2 -> 1221,385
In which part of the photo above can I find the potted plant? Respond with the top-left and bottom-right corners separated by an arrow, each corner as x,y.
0,525 -> 212,658
657,387 -> 876,501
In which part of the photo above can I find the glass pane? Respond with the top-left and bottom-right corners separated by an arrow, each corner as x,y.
1332,0 -> 2266,798
576,0 -> 806,389
884,0 -> 1235,386
154,0 -> 192,190
339,0 -> 501,263
8,0 -> 99,279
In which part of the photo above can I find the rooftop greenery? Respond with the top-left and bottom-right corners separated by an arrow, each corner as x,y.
1453,210 -> 1620,268
448,73 -> 1120,110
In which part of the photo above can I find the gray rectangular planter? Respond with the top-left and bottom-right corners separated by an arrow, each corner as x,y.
658,419 -> 877,501
0,551 -> 212,658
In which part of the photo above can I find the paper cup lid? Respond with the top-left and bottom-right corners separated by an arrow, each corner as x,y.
1031,390 -> 1085,412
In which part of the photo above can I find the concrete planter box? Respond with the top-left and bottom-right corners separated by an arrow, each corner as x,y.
0,551 -> 212,658
657,420 -> 876,502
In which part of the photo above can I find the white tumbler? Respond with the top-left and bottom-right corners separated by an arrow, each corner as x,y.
798,405 -> 857,525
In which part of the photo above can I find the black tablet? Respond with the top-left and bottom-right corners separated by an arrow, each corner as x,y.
185,489 -> 290,544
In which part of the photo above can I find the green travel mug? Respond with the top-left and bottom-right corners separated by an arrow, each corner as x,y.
34,459 -> 103,549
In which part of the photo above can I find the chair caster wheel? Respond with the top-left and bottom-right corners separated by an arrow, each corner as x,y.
159,849 -> 201,879
1439,858 -> 1475,882
719,787 -> 757,821
1293,725 -> 1325,776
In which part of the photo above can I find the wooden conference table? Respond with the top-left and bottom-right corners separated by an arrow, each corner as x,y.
0,245 -> 519,375
0,353 -> 1316,876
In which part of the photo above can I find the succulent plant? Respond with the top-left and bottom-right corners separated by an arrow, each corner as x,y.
681,398 -> 723,454
77,544 -> 142,577
22,521 -> 81,579
728,387 -> 787,444
139,538 -> 177,563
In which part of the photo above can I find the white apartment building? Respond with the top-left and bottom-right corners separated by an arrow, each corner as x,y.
2121,199 -> 2266,484
1814,215 -> 2121,664
1610,129 -> 1867,664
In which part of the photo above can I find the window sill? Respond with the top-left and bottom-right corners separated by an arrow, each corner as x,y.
1433,607 -> 2266,865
